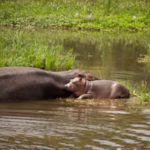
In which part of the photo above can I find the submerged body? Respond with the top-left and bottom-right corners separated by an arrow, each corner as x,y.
65,75 -> 130,99
0,67 -> 98,102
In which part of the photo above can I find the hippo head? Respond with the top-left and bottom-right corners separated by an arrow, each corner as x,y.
65,74 -> 87,96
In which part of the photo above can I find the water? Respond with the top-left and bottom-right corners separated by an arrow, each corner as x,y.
0,100 -> 150,150
0,28 -> 150,149
63,32 -> 150,85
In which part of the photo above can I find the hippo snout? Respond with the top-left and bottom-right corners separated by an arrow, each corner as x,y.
64,82 -> 75,92
64,83 -> 70,89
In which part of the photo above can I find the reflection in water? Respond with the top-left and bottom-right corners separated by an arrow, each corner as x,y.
64,32 -> 150,85
0,100 -> 150,150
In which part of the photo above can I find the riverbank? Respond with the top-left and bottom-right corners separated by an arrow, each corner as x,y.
0,28 -> 75,70
0,0 -> 149,32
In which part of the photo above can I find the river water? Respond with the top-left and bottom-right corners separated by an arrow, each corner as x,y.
0,100 -> 150,150
0,28 -> 150,149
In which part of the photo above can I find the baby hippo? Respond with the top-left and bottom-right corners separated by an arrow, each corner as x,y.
65,74 -> 130,99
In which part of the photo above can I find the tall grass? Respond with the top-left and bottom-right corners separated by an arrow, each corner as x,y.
0,0 -> 149,31
0,30 -> 75,70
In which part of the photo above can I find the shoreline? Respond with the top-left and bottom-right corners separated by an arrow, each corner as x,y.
0,24 -> 150,33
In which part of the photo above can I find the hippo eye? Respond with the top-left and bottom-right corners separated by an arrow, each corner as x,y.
72,81 -> 77,84
73,82 -> 82,87
72,81 -> 78,84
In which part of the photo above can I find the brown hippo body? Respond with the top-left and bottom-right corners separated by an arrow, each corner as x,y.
65,76 -> 130,99
0,67 -> 99,102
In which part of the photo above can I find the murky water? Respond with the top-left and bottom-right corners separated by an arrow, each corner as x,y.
0,100 -> 150,150
0,28 -> 150,149
63,31 -> 150,86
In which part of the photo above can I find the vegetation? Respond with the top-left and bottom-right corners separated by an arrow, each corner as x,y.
137,45 -> 150,75
138,45 -> 150,63
120,80 -> 150,102
0,0 -> 149,31
0,28 -> 75,70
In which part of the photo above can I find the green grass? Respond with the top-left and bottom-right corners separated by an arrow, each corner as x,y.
0,29 -> 75,70
120,80 -> 150,102
0,0 -> 149,31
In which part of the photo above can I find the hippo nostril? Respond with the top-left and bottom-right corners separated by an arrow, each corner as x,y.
64,84 -> 68,88
64,84 -> 70,89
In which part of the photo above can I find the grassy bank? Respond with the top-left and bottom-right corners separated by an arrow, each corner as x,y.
0,28 -> 75,70
120,80 -> 150,102
0,0 -> 149,31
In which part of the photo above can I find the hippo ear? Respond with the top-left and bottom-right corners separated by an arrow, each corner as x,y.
86,73 -> 94,81
76,73 -> 84,78
79,77 -> 83,82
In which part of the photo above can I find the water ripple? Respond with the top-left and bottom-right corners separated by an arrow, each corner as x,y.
113,136 -> 139,144
85,145 -> 108,150
127,128 -> 150,136
130,124 -> 149,128
93,139 -> 122,147
0,101 -> 150,149
100,110 -> 130,114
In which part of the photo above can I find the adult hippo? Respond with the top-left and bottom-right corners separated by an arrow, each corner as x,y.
0,67 -> 98,102
65,74 -> 130,99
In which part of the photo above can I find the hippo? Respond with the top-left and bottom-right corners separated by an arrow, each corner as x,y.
65,74 -> 130,99
0,67 -> 99,102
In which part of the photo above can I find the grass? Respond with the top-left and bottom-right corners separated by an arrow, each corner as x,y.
0,0 -> 149,31
0,29 -> 75,70
120,80 -> 150,102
